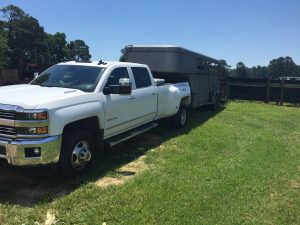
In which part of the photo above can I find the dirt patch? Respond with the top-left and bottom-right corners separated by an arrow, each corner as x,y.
0,162 -> 68,206
13,187 -> 68,206
290,180 -> 300,189
44,210 -> 57,225
96,155 -> 148,188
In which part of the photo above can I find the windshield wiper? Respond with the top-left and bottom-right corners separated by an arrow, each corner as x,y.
39,84 -> 61,88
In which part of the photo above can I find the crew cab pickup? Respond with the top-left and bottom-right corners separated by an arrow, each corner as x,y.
0,61 -> 191,176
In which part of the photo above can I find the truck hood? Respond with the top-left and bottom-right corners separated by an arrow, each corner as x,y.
0,84 -> 89,109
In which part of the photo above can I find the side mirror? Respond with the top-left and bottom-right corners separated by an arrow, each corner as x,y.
118,78 -> 131,95
103,78 -> 132,95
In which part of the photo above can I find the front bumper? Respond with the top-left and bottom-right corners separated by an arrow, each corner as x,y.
0,135 -> 62,166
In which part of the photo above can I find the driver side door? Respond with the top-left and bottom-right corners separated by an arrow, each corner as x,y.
101,67 -> 136,138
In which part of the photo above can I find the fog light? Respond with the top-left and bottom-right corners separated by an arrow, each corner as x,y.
25,147 -> 41,158
34,147 -> 40,155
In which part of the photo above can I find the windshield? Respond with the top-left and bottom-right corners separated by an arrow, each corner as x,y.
30,65 -> 106,92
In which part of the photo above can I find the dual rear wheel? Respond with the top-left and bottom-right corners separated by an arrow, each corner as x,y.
172,104 -> 188,128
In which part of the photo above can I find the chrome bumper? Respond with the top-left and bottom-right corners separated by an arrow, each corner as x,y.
0,135 -> 62,166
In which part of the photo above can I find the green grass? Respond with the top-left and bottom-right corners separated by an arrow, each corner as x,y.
0,101 -> 300,224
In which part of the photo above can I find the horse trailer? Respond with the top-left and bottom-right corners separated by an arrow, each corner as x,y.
124,45 -> 222,109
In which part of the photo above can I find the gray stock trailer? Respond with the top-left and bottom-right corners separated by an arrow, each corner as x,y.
124,45 -> 222,109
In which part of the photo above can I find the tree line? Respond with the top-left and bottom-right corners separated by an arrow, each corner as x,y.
221,56 -> 300,79
0,5 -> 91,70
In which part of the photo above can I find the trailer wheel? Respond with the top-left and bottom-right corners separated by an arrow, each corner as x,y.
58,129 -> 95,177
172,105 -> 188,128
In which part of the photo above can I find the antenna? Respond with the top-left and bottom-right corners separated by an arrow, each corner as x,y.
98,60 -> 107,65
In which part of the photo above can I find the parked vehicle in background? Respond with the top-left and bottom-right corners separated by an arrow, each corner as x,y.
0,61 -> 190,176
124,45 -> 222,110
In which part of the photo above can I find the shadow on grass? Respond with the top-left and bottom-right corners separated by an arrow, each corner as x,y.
0,106 -> 223,207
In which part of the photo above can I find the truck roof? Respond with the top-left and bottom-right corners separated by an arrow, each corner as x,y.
57,61 -> 146,68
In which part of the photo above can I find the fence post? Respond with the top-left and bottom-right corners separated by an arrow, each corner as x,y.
265,78 -> 270,103
280,79 -> 285,106
226,79 -> 230,100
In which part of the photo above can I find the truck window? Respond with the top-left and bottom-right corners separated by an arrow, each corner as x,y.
105,67 -> 129,86
131,67 -> 152,89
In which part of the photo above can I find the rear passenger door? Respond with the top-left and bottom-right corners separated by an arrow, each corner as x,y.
129,67 -> 157,127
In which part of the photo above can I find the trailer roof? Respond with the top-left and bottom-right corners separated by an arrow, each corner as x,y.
124,45 -> 221,65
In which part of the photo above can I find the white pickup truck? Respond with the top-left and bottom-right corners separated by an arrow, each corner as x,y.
0,61 -> 191,176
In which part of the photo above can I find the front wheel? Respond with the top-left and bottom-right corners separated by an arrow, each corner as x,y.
58,129 -> 95,177
172,105 -> 188,128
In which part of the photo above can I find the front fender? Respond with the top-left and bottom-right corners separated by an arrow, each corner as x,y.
49,101 -> 104,136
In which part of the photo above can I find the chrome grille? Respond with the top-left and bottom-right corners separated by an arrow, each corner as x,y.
0,109 -> 16,120
0,125 -> 16,138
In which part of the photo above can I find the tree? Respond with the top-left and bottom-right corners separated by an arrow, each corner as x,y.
235,62 -> 248,77
255,66 -> 268,78
268,56 -> 298,78
119,48 -> 126,62
0,4 -> 92,70
219,59 -> 230,77
47,32 -> 68,63
0,20 -> 9,69
67,40 -> 91,61
1,5 -> 48,67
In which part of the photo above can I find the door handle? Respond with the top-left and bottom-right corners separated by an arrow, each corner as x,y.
129,96 -> 136,99
151,92 -> 156,95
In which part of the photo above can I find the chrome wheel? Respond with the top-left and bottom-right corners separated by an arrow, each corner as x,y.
180,107 -> 187,126
71,141 -> 92,170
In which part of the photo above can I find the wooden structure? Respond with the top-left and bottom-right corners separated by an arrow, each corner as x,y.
221,77 -> 300,106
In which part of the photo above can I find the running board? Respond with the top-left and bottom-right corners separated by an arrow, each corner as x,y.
105,123 -> 158,147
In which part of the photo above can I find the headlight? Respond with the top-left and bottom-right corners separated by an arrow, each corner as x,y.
27,112 -> 48,120
16,111 -> 48,120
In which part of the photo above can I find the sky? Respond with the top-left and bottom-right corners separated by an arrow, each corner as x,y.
1,0 -> 299,68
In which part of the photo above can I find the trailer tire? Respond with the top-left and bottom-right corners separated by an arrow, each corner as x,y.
58,129 -> 95,177
172,105 -> 188,128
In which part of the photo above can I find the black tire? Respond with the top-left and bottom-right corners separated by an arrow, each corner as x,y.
172,105 -> 188,128
58,129 -> 95,177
